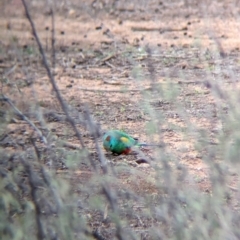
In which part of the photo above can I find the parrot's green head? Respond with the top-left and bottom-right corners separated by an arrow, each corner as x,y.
103,133 -> 116,152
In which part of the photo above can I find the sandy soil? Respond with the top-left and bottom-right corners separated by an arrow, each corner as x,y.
1,0 -> 240,238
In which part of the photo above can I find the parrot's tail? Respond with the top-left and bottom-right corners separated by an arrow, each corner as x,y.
138,143 -> 164,147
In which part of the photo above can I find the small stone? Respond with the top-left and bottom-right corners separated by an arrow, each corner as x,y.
68,9 -> 76,17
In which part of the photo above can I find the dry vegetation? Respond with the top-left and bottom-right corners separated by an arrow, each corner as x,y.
1,0 -> 240,239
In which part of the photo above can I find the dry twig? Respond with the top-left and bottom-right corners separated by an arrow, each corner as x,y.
20,157 -> 46,240
78,87 -> 153,92
21,1 -> 128,239
0,95 -> 47,144
131,26 -> 188,32
50,7 -> 56,68
21,0 -> 86,150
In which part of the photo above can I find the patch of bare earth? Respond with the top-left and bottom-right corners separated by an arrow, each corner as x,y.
1,0 -> 240,238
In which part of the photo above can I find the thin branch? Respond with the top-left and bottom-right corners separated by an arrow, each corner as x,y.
102,185 -> 124,240
83,106 -> 108,174
131,26 -> 187,32
41,166 -> 63,212
50,7 -> 56,68
21,157 -> 46,240
31,137 -> 63,211
21,0 -> 86,149
0,96 -> 47,144
78,87 -> 153,93
3,64 -> 18,77
21,4 -> 126,239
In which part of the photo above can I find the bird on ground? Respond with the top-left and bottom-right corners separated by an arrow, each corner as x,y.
103,130 -> 157,155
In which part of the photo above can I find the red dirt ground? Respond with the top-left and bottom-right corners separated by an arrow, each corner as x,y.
1,0 -> 240,238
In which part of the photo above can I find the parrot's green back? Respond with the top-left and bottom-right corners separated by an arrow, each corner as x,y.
103,130 -> 138,154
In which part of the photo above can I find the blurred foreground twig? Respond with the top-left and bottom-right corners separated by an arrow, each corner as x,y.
0,95 -> 47,144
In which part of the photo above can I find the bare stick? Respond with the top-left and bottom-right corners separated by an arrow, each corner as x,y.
21,4 -> 125,238
0,96 -> 47,144
78,87 -> 153,93
21,157 -> 46,240
31,137 -> 63,211
83,106 -> 108,174
83,107 -> 125,238
131,26 -> 187,32
50,7 -> 56,68
21,0 -> 86,149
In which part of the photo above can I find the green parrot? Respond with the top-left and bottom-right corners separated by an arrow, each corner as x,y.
103,130 -> 152,155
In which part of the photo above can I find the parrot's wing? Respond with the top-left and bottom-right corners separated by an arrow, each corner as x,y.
120,137 -> 133,147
